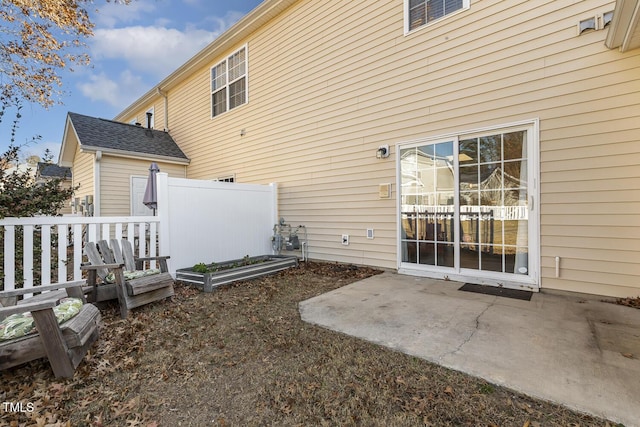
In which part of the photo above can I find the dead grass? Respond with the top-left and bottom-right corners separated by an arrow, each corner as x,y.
0,262 -> 618,426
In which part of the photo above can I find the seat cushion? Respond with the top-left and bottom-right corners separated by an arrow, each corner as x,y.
0,298 -> 84,341
104,269 -> 161,284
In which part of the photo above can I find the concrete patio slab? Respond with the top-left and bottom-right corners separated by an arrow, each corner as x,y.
299,272 -> 640,427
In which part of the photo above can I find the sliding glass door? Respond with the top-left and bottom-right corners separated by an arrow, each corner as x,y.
399,123 -> 537,288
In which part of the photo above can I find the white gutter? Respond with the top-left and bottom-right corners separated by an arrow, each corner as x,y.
157,88 -> 169,131
94,150 -> 101,216
605,0 -> 640,51
79,145 -> 190,165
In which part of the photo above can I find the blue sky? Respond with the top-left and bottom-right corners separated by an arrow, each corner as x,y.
4,0 -> 262,162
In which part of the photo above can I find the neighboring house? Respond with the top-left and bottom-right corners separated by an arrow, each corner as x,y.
35,162 -> 73,215
98,0 -> 638,298
3,155 -> 40,179
58,112 -> 189,216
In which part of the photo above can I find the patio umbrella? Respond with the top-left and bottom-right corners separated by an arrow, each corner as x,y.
143,162 -> 160,214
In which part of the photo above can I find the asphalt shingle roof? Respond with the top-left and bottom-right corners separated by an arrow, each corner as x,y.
37,162 -> 71,178
68,112 -> 188,160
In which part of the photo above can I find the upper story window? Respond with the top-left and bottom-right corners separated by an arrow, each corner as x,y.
406,0 -> 469,32
211,46 -> 247,118
216,175 -> 235,183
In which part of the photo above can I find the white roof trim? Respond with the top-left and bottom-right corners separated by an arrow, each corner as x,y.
79,145 -> 191,165
605,0 -> 640,52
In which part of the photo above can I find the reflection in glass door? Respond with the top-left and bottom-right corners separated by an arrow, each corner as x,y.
458,131 -> 529,276
400,141 -> 456,268
399,126 -> 534,285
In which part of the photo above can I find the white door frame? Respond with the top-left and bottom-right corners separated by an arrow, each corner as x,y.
130,175 -> 155,217
396,119 -> 540,291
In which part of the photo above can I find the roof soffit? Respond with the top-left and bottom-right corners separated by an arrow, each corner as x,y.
58,115 -> 81,168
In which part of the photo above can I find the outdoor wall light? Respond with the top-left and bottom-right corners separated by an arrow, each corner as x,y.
376,144 -> 390,159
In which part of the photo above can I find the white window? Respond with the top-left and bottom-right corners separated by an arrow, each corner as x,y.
211,46 -> 247,117
406,0 -> 469,32
216,175 -> 235,183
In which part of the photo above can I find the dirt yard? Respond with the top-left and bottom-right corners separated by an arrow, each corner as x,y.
0,262 -> 619,426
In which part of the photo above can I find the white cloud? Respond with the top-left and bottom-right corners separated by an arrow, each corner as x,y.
91,25 -> 219,79
77,70 -> 145,107
93,0 -> 158,28
22,140 -> 64,163
78,9 -> 250,111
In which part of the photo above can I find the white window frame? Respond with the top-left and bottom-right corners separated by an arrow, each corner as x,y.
404,0 -> 470,34
215,174 -> 236,183
210,45 -> 248,118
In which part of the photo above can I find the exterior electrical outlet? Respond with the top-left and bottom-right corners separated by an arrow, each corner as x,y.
342,234 -> 349,245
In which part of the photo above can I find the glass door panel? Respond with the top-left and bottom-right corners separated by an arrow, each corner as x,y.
399,126 -> 534,284
400,142 -> 455,268
458,130 -> 528,275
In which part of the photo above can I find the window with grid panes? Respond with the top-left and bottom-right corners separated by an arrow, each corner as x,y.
211,46 -> 247,117
407,0 -> 468,31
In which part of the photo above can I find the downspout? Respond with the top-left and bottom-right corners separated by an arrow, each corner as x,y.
94,150 -> 102,216
156,87 -> 184,177
157,88 -> 169,132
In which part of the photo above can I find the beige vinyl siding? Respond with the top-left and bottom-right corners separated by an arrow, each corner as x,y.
130,101 -> 164,130
58,179 -> 73,215
99,156 -> 186,216
123,0 -> 639,296
71,136 -> 94,208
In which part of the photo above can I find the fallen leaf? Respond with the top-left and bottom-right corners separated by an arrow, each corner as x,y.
622,352 -> 633,359
444,386 -> 454,395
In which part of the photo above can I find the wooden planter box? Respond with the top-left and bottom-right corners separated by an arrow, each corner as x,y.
175,255 -> 299,292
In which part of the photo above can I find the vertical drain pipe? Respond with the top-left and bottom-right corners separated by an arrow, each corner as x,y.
94,150 -> 102,216
157,88 -> 169,132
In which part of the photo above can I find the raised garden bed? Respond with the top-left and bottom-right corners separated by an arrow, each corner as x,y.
175,255 -> 299,292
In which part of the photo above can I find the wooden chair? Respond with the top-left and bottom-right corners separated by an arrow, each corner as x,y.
82,239 -> 174,319
107,238 -> 169,274
0,281 -> 101,378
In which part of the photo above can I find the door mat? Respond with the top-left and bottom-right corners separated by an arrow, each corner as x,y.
459,283 -> 533,301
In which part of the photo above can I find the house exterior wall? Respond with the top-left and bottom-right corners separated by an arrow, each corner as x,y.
118,0 -> 640,297
71,135 -> 95,215
99,156 -> 187,216
57,179 -> 73,215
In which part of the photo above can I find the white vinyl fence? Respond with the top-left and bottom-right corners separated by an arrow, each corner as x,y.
156,173 -> 278,275
0,216 -> 159,292
0,174 -> 278,292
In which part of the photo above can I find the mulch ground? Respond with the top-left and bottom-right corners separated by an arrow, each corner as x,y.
610,296 -> 640,309
0,262 -> 623,426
